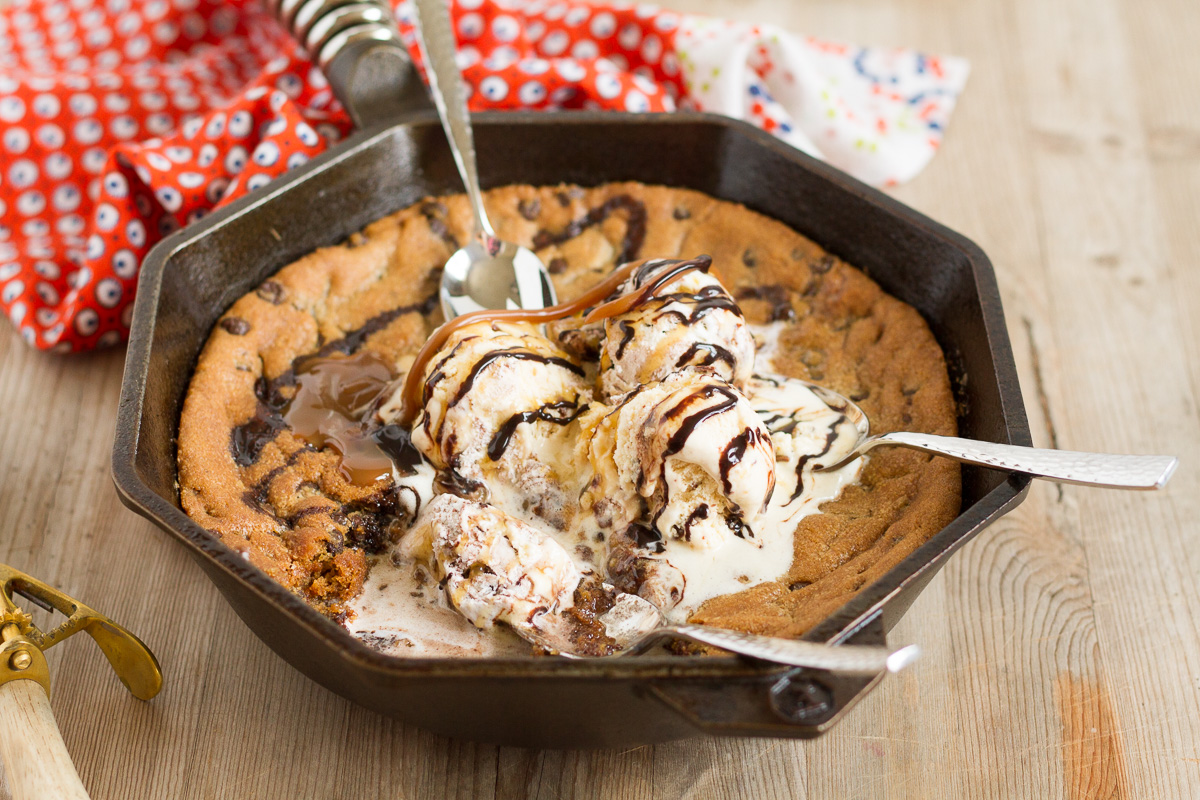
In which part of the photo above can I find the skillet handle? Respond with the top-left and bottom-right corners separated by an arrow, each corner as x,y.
647,615 -> 895,738
269,0 -> 432,128
0,680 -> 89,800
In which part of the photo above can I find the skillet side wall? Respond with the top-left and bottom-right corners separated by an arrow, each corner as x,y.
115,112 -> 1029,747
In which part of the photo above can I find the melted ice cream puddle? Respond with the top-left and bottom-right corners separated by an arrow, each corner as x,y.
346,555 -> 528,657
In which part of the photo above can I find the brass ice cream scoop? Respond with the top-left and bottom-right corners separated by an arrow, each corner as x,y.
0,563 -> 161,800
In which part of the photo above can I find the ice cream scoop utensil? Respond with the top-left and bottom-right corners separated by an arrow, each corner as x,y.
0,563 -> 161,800
542,592 -> 918,676
794,377 -> 1178,489
412,0 -> 556,319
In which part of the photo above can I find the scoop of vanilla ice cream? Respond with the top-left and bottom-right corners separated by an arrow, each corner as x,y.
585,367 -> 776,549
393,320 -> 595,529
598,261 -> 756,398
399,494 -> 582,638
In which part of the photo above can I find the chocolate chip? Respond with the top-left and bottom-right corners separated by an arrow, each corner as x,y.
420,201 -> 447,217
428,216 -> 450,240
772,303 -> 796,323
548,257 -> 568,274
788,580 -> 811,591
811,254 -> 835,274
219,317 -> 250,335
849,388 -> 870,402
555,191 -> 571,207
518,198 -> 541,220
742,249 -> 757,268
256,280 -> 286,305
673,206 -> 691,220
344,232 -> 368,249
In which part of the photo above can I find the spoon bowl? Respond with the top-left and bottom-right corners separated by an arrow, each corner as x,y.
534,589 -> 920,676
440,236 -> 557,319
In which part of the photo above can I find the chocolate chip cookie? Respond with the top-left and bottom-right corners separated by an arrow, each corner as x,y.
177,182 -> 961,633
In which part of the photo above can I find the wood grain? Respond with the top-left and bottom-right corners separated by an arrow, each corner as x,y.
0,0 -> 1197,797
0,680 -> 89,800
1056,673 -> 1130,800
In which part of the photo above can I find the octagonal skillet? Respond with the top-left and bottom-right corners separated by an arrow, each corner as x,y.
112,10 -> 1031,748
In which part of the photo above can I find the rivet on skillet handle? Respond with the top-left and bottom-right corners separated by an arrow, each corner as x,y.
271,0 -> 432,128
646,615 -> 890,737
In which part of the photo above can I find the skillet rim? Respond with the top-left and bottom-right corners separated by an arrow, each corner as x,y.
112,109 -> 1032,681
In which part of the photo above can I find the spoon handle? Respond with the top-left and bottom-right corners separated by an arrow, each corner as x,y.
412,0 -> 494,237
863,432 -> 1178,489
661,624 -> 918,676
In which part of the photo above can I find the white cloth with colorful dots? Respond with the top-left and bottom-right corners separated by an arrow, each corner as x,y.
0,0 -> 967,352
674,17 -> 967,187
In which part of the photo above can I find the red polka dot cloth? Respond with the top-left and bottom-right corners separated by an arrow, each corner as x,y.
0,0 -> 967,352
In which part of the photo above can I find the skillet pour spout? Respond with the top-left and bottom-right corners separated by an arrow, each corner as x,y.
112,3 -> 1034,747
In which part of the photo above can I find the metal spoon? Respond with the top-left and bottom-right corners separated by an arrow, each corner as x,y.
412,0 -> 557,319
788,375 -> 1179,489
535,590 -> 920,676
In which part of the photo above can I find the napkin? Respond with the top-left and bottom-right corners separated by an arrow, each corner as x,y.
0,0 -> 967,352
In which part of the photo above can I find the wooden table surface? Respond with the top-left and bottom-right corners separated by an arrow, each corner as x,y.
2,0 -> 1198,796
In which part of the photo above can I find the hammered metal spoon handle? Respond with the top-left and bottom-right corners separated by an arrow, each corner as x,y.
637,624 -> 920,676
830,432 -> 1177,489
413,0 -> 494,237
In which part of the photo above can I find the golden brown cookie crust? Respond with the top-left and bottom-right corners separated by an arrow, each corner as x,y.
177,182 -> 960,631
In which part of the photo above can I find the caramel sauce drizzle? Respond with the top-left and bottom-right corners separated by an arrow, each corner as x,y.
394,255 -> 713,426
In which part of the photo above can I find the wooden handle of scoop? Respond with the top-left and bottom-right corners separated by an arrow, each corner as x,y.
0,680 -> 89,800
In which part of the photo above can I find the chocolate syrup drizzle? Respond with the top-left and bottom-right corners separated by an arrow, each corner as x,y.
452,351 -> 584,409
638,382 -> 741,503
758,413 -> 800,436
650,284 -> 743,322
418,341 -> 589,451
532,194 -> 647,264
396,255 -> 714,427
681,505 -> 709,542
486,398 -> 586,461
788,418 -> 845,503
674,342 -> 737,371
613,320 -> 636,360
660,385 -> 740,462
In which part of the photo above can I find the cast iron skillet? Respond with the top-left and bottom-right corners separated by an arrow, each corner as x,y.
112,8 -> 1031,747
